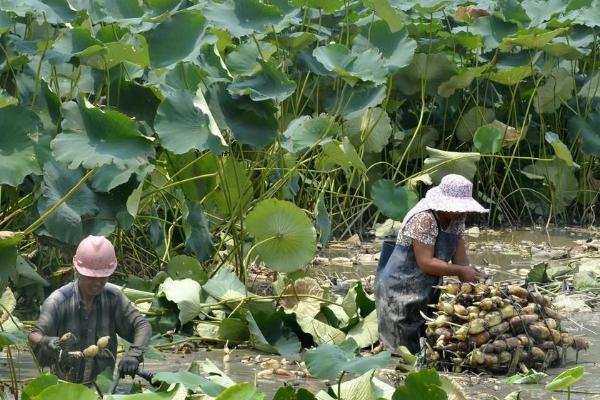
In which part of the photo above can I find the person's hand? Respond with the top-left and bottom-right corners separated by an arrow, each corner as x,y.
40,336 -> 61,358
118,355 -> 140,378
459,266 -> 480,283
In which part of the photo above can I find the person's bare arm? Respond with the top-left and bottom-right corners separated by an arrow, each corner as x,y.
451,238 -> 469,266
413,240 -> 479,282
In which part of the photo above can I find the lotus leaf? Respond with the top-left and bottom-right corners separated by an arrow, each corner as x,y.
155,89 -> 226,155
246,199 -> 316,273
474,126 -> 504,154
108,385 -> 187,399
353,22 -> 415,72
0,0 -> 76,24
160,277 -> 203,324
228,60 -> 297,103
225,40 -> 277,77
457,106 -> 496,142
335,370 -> 395,400
578,72 -> 600,99
246,308 -> 301,354
502,370 -> 547,384
500,0 -> 531,25
522,158 -> 578,212
393,53 -> 456,96
167,255 -> 208,284
573,271 -> 600,291
146,10 -> 208,68
183,201 -> 214,262
395,126 -> 440,162
304,339 -> 390,379
500,28 -> 569,51
282,115 -> 338,154
522,0 -> 567,26
0,88 -> 17,108
545,366 -> 584,391
201,0 -> 286,38
203,268 -> 249,301
534,68 -> 574,114
207,84 -> 278,147
36,161 -> 99,245
545,132 -> 574,166
0,105 -> 43,186
438,66 -> 487,97
290,0 -> 342,13
315,193 -> 332,246
52,98 -> 154,170
219,318 -> 250,341
95,0 -> 145,21
342,282 -> 375,319
273,386 -> 317,400
363,0 -> 404,31
22,373 -> 58,400
568,111 -> 600,157
215,383 -> 265,400
346,310 -> 378,348
423,147 -> 480,184
203,156 -> 253,218
313,44 -> 387,86
280,277 -> 323,318
153,370 -> 224,396
295,312 -> 346,345
90,164 -> 153,193
32,382 -> 97,400
322,82 -> 387,115
343,107 -> 392,153
392,368 -> 447,400
370,180 -> 418,221
469,15 -> 518,52
317,138 -> 367,173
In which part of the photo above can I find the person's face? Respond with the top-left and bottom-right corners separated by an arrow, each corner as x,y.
78,274 -> 109,298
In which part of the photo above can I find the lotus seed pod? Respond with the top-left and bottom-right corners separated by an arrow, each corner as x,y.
96,336 -> 110,349
460,283 -> 473,294
480,298 -> 494,311
468,318 -> 485,334
60,332 -> 73,343
83,344 -> 99,358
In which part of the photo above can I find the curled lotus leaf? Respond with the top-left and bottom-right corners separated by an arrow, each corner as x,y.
51,97 -> 155,170
280,277 -> 324,318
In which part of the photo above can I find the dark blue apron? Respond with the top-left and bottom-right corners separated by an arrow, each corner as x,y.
375,211 -> 460,353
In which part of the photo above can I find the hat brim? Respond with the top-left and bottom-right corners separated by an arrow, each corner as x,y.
425,188 -> 489,213
74,264 -> 116,278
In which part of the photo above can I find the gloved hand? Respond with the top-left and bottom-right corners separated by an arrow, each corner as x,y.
40,336 -> 61,358
118,355 -> 140,378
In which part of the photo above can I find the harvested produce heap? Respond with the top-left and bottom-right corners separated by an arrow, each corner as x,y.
424,282 -> 590,373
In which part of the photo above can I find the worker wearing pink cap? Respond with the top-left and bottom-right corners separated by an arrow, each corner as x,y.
29,235 -> 152,384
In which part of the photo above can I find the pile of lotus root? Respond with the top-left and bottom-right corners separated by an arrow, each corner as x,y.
423,282 -> 590,373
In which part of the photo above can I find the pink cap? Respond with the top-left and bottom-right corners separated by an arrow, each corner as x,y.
73,235 -> 117,277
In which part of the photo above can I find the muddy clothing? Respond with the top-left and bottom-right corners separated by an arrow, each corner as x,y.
375,210 -> 461,353
31,280 -> 151,384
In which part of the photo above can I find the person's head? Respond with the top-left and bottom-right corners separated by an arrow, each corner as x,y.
425,174 -> 488,218
73,235 -> 117,298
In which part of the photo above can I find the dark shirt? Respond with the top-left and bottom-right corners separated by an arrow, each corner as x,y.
31,280 -> 152,384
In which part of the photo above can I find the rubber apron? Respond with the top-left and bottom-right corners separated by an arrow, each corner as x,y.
374,211 -> 460,353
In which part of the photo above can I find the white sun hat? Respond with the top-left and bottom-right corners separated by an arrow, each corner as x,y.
424,174 -> 488,213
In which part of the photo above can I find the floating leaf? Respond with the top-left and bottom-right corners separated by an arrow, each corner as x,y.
423,147 -> 480,184
343,107 -> 392,153
246,199 -> 316,272
0,105 -> 43,186
154,89 -> 226,155
228,60 -> 296,103
534,68 -> 574,114
52,98 -> 154,170
160,278 -> 202,325
201,0 -> 285,38
304,339 -> 390,379
146,9 -> 208,68
545,366 -> 584,391
370,180 -> 418,221
313,44 -> 387,86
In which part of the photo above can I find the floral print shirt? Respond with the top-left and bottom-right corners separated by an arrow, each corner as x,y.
396,210 -> 465,246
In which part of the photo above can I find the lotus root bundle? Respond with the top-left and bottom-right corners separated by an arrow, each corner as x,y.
422,282 -> 590,373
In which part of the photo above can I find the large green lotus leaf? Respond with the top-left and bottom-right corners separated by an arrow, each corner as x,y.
353,22 -> 415,72
423,147 -> 480,184
228,60 -> 296,103
155,89 -> 226,155
522,0 -> 567,26
146,9 -> 208,68
456,106 -> 496,142
487,65 -> 534,85
545,366 -> 584,391
32,382 -> 97,400
167,255 -> 208,284
225,40 -> 277,77
219,318 -> 249,341
52,98 -> 154,170
0,106 -> 43,186
246,199 -> 316,272
336,370 -> 395,400
282,115 -> 338,154
215,383 -> 264,400
316,138 -> 367,173
545,132 -> 574,166
572,271 -> 600,291
203,156 -> 253,218
246,308 -> 301,355
500,27 -> 569,51
108,386 -> 187,399
578,72 -> 600,99
363,0 -> 404,31
342,282 -> 375,319
290,0 -> 342,12
346,310 -> 378,348
468,15 -> 518,52
0,0 -> 76,24
313,44 -> 387,86
153,370 -> 224,396
473,126 -> 503,154
160,277 -> 202,325
392,369 -> 447,400
438,66 -> 487,97
295,312 -> 346,345
393,53 -> 456,96
499,0 -> 531,25
0,10 -> 12,34
322,82 -> 387,115
163,151 -> 217,202
315,192 -> 332,246
37,161 -> 99,245
522,158 -> 577,212
108,79 -> 160,124
94,0 -> 145,21
76,34 -> 149,70
541,42 -> 583,59
277,32 -> 318,52
343,107 -> 392,153
183,201 -> 214,262
90,163 -> 153,193
203,268 -> 249,301
395,126 -> 439,162
46,27 -> 103,65
370,180 -> 418,221
201,0 -> 286,38
273,387 -> 316,400
533,68 -> 574,114
207,84 -> 278,147
304,339 -> 390,379
568,111 -> 600,156
0,232 -> 23,291
563,1 -> 600,28
22,373 -> 58,400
